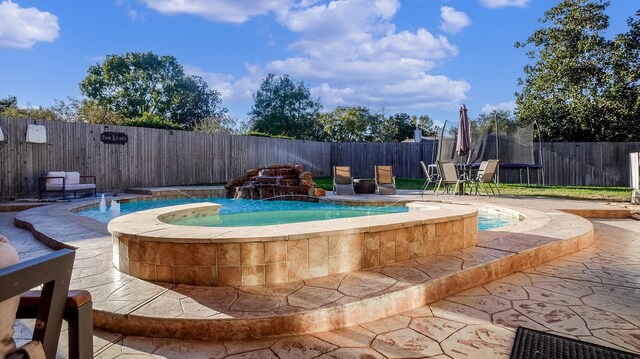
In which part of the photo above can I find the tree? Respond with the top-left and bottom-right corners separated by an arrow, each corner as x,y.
76,100 -> 125,124
193,115 -> 236,135
49,97 -> 81,122
414,115 -> 437,137
515,0 -> 640,141
375,113 -> 435,142
378,113 -> 415,142
606,10 -> 640,140
248,73 -> 323,140
170,76 -> 228,130
319,109 -> 437,143
45,97 -> 125,124
319,106 -> 382,142
80,52 -> 227,129
0,96 -> 17,113
472,109 -> 516,134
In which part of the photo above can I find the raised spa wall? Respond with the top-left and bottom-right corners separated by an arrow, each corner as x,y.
109,202 -> 478,287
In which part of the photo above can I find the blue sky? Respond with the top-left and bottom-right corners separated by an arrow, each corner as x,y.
0,0 -> 637,126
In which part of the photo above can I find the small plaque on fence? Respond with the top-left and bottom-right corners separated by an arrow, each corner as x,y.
101,132 -> 128,144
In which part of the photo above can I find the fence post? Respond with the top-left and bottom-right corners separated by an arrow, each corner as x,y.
631,152 -> 640,204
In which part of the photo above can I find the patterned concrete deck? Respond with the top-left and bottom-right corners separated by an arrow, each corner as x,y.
3,191 -> 640,358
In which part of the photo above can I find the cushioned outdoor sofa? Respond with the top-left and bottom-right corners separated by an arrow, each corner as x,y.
39,171 -> 97,199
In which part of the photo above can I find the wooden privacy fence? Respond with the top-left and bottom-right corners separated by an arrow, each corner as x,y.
330,142 -> 439,179
1,117 -> 639,197
0,118 -> 330,197
538,142 -> 640,187
332,141 -> 640,187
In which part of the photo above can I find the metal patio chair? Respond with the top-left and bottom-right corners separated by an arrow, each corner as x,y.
469,159 -> 501,195
333,166 -> 356,195
419,161 -> 439,195
374,165 -> 397,195
434,160 -> 467,197
0,246 -> 93,359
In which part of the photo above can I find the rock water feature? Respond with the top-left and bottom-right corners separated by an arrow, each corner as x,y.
225,164 -> 326,200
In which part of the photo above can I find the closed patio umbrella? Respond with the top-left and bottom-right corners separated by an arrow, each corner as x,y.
456,104 -> 471,164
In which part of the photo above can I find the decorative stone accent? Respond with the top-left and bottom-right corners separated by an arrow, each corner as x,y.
309,188 -> 327,197
226,164 -> 323,200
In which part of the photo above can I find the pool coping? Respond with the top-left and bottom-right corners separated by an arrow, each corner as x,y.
107,201 -> 479,242
12,190 -> 630,340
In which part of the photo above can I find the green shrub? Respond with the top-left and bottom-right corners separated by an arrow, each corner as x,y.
245,131 -> 295,140
121,113 -> 183,130
1,107 -> 59,121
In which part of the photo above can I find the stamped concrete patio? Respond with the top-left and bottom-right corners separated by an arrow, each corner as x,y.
3,191 -> 640,358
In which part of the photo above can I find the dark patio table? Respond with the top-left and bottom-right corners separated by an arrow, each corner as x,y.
353,178 -> 375,194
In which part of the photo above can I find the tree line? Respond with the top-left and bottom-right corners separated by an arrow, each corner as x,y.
3,0 -> 640,142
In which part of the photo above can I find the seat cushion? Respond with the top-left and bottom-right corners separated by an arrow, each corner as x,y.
45,171 -> 66,187
46,183 -> 95,191
0,235 -> 20,358
375,166 -> 394,185
64,184 -> 96,191
334,183 -> 356,195
376,184 -> 397,195
334,167 -> 352,185
65,172 -> 80,185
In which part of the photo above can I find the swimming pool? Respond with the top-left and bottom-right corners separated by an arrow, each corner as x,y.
79,198 -> 515,230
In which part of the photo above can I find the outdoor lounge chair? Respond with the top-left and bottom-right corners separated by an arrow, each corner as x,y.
434,160 -> 466,197
374,165 -> 397,195
469,159 -> 501,195
419,161 -> 439,195
0,237 -> 93,359
333,166 -> 356,195
39,171 -> 97,199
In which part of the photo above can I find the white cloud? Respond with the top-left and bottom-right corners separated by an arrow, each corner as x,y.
115,0 -> 140,20
0,0 -> 59,49
482,101 -> 516,113
479,0 -> 528,9
310,75 -> 469,111
184,64 -> 259,102
280,0 -> 398,36
266,0 -> 467,110
140,0 -> 292,23
439,6 -> 470,34
169,0 -> 470,113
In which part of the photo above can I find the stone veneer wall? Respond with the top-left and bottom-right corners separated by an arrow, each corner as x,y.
113,215 -> 478,287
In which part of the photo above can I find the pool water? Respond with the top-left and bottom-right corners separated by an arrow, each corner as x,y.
478,213 -> 515,231
172,209 -> 401,227
80,198 -> 405,224
78,198 -> 516,230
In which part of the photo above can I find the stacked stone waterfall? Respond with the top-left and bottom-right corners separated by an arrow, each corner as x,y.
225,164 -> 326,200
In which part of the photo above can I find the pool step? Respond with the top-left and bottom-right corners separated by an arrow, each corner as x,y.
93,213 -> 593,340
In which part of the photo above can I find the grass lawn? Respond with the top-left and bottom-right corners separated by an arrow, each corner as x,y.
314,177 -> 631,202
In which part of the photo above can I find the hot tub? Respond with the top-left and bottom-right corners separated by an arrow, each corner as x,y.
108,201 -> 480,286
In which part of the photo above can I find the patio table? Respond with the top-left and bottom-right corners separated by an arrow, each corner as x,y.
353,178 -> 375,194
